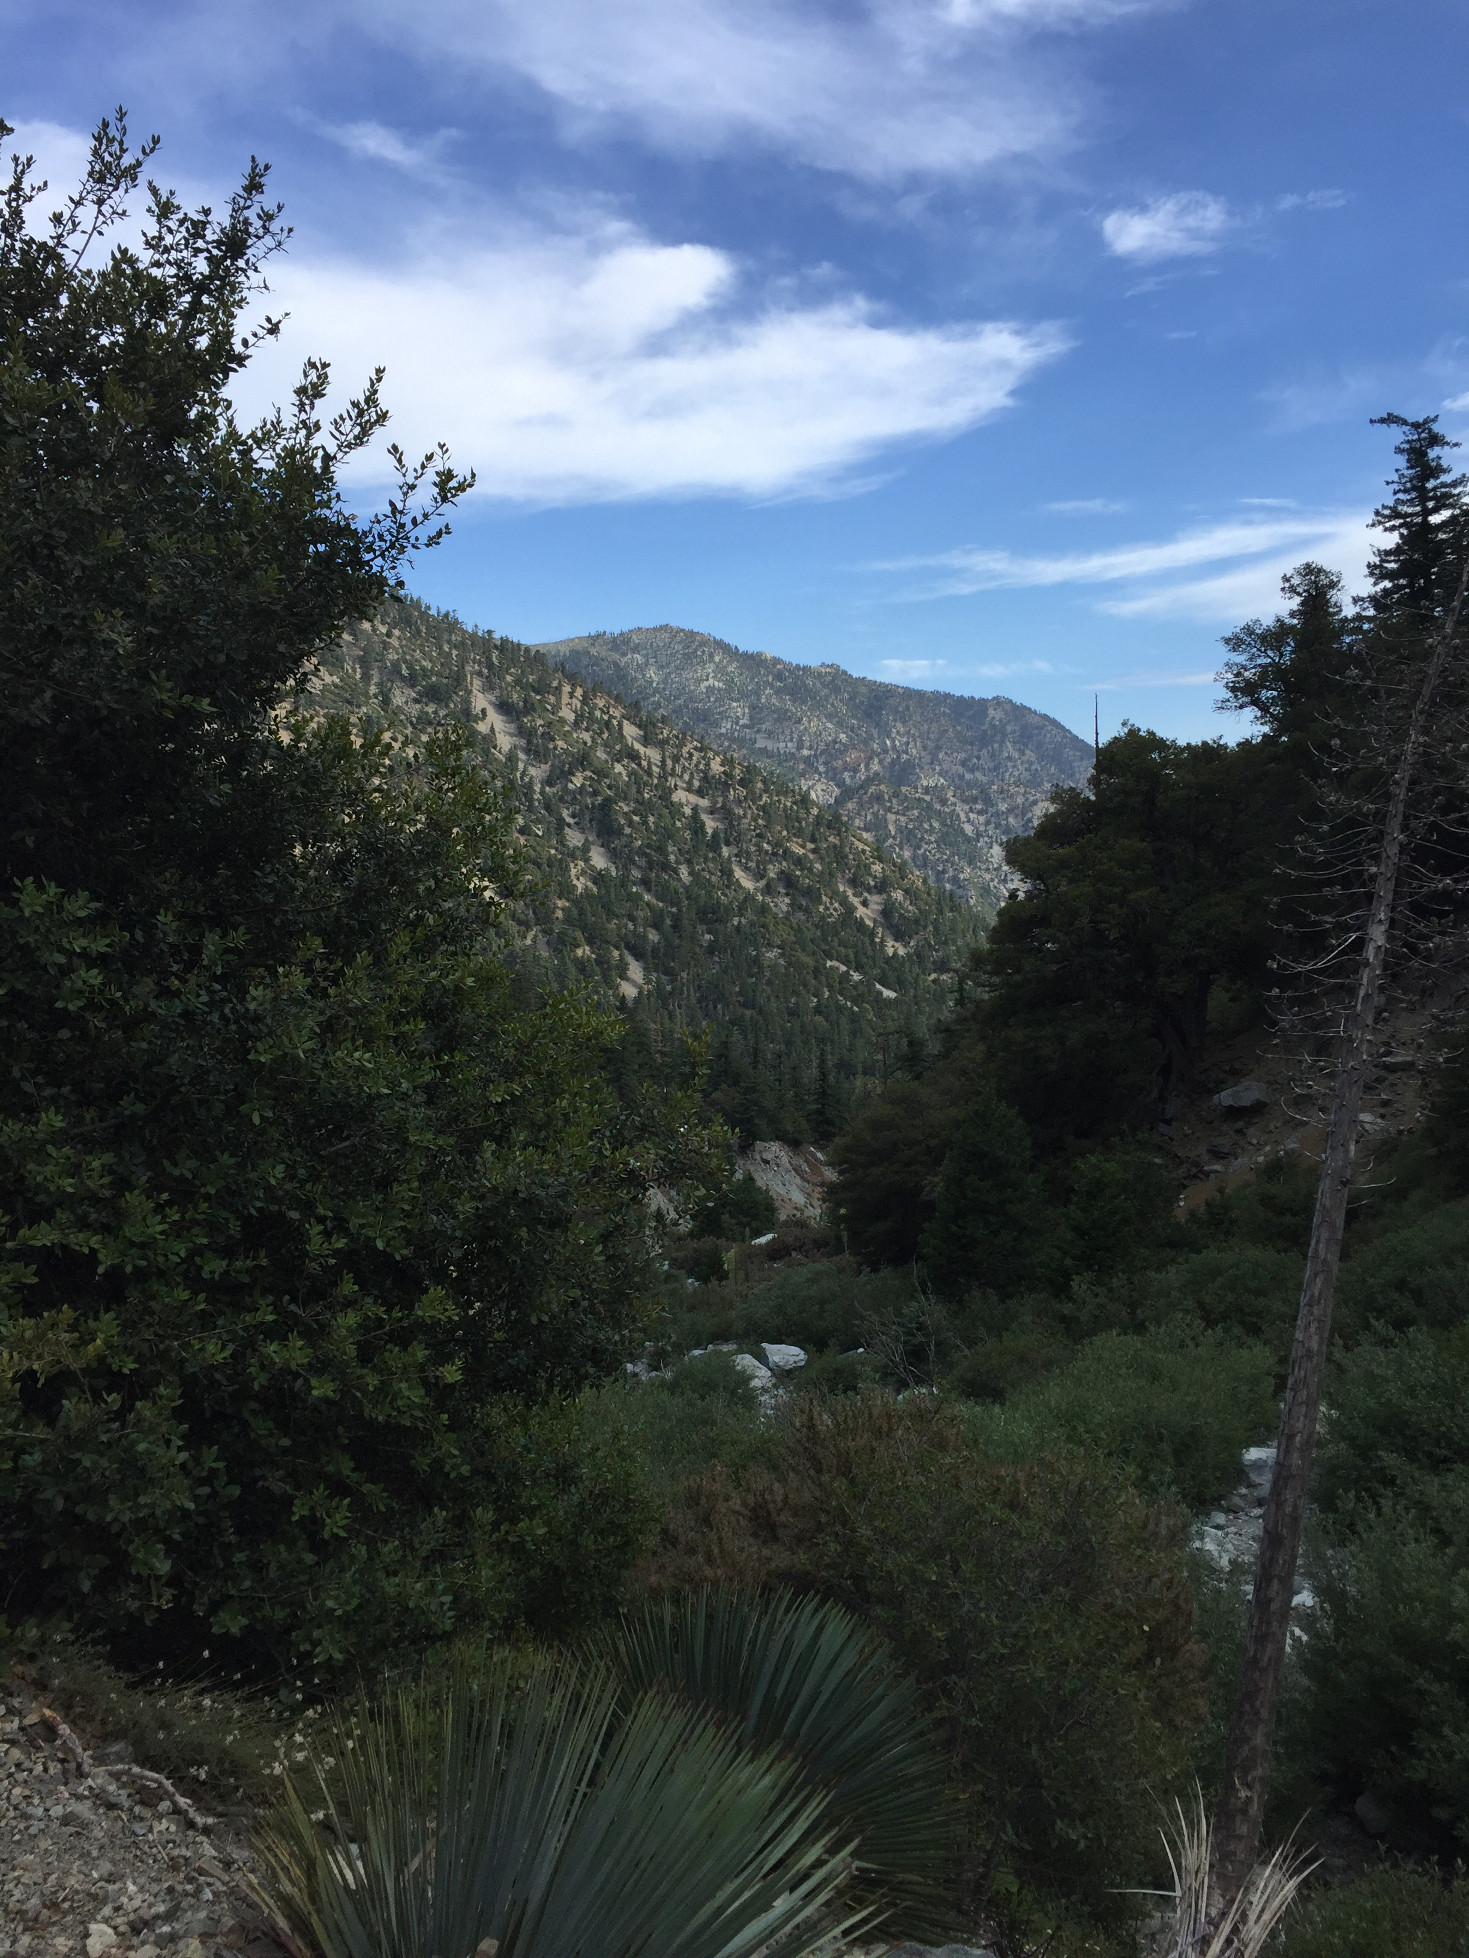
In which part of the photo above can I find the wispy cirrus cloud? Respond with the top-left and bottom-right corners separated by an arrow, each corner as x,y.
1101,190 -> 1236,262
349,0 -> 1168,183
874,510 -> 1372,620
1046,496 -> 1127,513
235,211 -> 1070,504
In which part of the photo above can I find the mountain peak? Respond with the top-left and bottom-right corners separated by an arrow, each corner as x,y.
536,625 -> 1092,911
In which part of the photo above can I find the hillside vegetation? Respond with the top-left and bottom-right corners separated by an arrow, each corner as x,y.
536,623 -> 1093,910
321,606 -> 980,1142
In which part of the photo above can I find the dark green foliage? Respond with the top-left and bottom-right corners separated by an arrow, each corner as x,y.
0,736 -> 664,1669
1302,1480 -> 1469,1849
598,1587 -> 958,1934
0,122 -> 684,1672
1120,1243 -> 1305,1357
0,115 -> 465,912
1318,1324 -> 1469,1516
825,1074 -> 967,1265
731,1261 -> 869,1354
964,1326 -> 1278,1510
920,1082 -> 1047,1295
1043,1144 -> 1175,1285
1334,1200 -> 1469,1341
1273,1867 -> 1469,1958
598,1354 -> 776,1497
1300,1324 -> 1469,1845
976,729 -> 1281,1136
1220,562 -> 1353,752
686,1174 -> 779,1242
646,1395 -> 1205,1925
256,1646 -> 857,1958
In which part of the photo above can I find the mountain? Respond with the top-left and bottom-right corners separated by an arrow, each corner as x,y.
533,625 -> 1094,912
315,601 -> 982,1141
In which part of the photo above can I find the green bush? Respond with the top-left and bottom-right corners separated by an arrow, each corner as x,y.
731,1261 -> 921,1358
644,1393 -> 1205,1926
600,1353 -> 776,1496
1334,1200 -> 1469,1342
1274,1866 -> 1469,1958
1301,1477 -> 1469,1847
946,1323 -> 1073,1403
1124,1244 -> 1305,1355
1318,1325 -> 1469,1515
963,1325 -> 1277,1510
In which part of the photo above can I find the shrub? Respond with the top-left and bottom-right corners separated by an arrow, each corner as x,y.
1300,1478 -> 1469,1848
1123,1244 -> 1305,1356
643,1393 -> 1205,1924
599,1353 -> 776,1496
1317,1325 -> 1469,1515
1274,1866 -> 1469,1958
964,1325 -> 1277,1510
1333,1200 -> 1469,1342
731,1261 -> 869,1354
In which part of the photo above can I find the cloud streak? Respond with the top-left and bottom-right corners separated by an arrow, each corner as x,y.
235,215 -> 1069,503
875,510 -> 1374,620
1101,190 -> 1236,262
350,0 -> 1166,182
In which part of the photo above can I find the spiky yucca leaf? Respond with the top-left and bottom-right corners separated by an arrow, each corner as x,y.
596,1586 -> 958,1936
252,1648 -> 866,1958
1145,1786 -> 1316,1958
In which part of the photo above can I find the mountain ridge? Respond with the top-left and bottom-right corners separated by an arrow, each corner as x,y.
314,601 -> 981,1140
535,624 -> 1094,912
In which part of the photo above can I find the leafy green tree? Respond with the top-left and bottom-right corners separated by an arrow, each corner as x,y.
0,119 -> 694,1669
976,729 -> 1277,1141
919,1081 -> 1047,1296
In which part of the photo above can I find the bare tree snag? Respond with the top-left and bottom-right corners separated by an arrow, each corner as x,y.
1209,560 -> 1469,1908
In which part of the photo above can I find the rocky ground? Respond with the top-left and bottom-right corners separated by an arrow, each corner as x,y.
0,1689 -> 282,1958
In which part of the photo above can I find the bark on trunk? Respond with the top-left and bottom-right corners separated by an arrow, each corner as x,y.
1209,570 -> 1467,1910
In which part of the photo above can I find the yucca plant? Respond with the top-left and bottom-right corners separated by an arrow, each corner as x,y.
252,1647 -> 867,1958
594,1586 -> 958,1936
1142,1787 -> 1316,1958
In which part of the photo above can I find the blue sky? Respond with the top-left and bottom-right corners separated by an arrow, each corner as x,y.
7,0 -> 1469,741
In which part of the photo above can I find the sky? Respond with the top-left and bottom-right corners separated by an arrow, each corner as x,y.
7,0 -> 1469,742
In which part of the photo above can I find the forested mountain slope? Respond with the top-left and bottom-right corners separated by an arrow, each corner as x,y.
534,625 -> 1092,911
318,602 -> 981,1138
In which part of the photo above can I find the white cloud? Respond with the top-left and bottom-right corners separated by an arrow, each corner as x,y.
881,658 -> 948,677
349,0 -> 1165,182
236,217 -> 1069,503
1046,496 -> 1126,513
317,121 -> 456,175
1101,190 -> 1235,263
1276,188 -> 1347,212
1093,668 -> 1221,688
878,511 -> 1373,621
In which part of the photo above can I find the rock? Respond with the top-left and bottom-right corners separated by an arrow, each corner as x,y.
732,1353 -> 774,1390
91,1742 -> 134,1768
1354,1789 -> 1392,1837
750,1232 -> 776,1246
736,1140 -> 836,1222
1214,1080 -> 1270,1109
86,1925 -> 118,1958
760,1343 -> 806,1372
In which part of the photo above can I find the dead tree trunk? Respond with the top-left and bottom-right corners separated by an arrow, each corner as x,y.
1209,563 -> 1469,1908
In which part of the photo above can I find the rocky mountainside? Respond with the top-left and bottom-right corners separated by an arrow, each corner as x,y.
314,603 -> 981,1139
534,626 -> 1094,912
